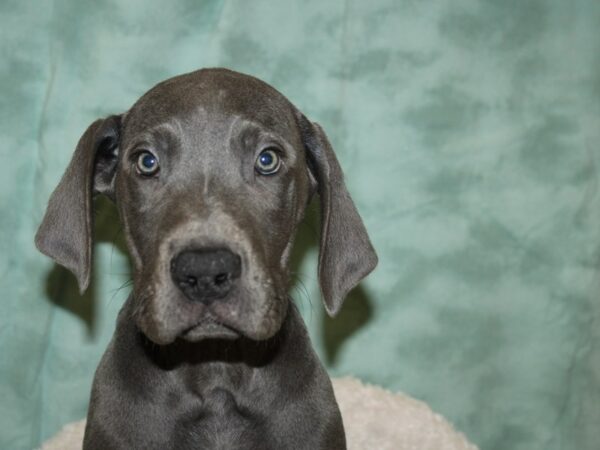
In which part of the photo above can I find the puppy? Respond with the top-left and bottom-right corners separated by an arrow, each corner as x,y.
36,68 -> 377,449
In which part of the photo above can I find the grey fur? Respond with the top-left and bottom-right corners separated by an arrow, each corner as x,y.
35,68 -> 377,450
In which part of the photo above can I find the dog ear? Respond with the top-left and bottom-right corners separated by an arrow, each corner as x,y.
35,115 -> 121,293
297,114 -> 378,316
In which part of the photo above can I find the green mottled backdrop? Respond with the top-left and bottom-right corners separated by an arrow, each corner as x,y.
1,1 -> 599,449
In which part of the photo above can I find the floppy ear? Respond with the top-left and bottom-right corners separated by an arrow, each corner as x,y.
297,115 -> 378,316
35,115 -> 121,293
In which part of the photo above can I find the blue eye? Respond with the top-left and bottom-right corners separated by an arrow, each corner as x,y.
136,151 -> 159,175
255,149 -> 281,175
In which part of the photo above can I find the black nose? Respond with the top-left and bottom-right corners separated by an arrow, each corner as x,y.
170,248 -> 241,303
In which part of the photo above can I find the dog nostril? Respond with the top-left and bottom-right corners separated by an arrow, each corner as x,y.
214,273 -> 228,285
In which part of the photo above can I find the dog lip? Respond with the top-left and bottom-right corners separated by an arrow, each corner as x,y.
181,315 -> 239,341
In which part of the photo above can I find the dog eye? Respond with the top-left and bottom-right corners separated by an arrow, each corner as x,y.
255,149 -> 281,175
136,151 -> 160,176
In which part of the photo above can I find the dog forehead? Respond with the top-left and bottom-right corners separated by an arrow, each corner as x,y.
124,68 -> 297,137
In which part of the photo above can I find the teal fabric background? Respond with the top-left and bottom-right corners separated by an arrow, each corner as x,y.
1,1 -> 599,449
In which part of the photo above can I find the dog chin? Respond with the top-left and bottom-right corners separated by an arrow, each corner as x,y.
180,319 -> 283,343
139,319 -> 240,345
136,294 -> 287,345
180,319 -> 240,342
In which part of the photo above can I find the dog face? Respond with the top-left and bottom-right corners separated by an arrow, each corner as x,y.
35,69 -> 377,345
113,72 -> 314,343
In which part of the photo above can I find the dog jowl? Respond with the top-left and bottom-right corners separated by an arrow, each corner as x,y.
35,68 -> 377,450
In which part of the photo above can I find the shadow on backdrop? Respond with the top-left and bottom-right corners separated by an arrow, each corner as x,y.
290,200 -> 375,366
322,286 -> 373,366
44,196 -> 130,338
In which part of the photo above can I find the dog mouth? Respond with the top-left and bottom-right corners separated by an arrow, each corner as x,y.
180,315 -> 240,341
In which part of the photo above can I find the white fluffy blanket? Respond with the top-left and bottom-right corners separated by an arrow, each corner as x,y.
41,377 -> 478,450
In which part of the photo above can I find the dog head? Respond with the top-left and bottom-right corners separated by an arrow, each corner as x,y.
35,68 -> 377,345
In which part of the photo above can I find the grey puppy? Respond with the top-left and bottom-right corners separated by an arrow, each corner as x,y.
35,68 -> 377,450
